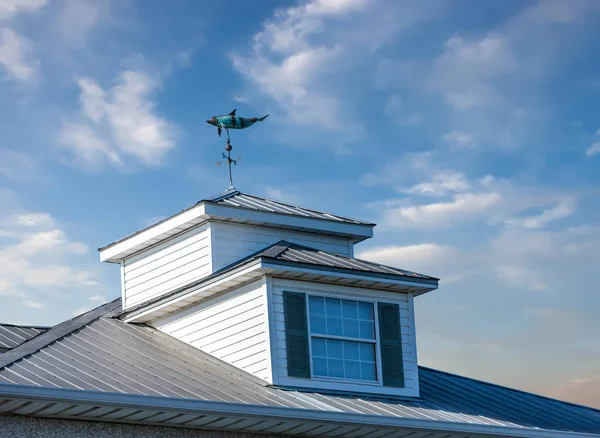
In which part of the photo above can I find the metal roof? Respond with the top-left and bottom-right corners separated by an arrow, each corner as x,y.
0,324 -> 48,352
204,190 -> 375,226
260,241 -> 438,282
0,300 -> 599,436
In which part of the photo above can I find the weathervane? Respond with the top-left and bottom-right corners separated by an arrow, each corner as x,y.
207,109 -> 269,190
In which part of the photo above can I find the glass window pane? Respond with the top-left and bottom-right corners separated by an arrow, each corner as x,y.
328,359 -> 344,378
360,362 -> 377,381
343,318 -> 360,338
345,360 -> 361,379
342,300 -> 358,318
309,296 -> 325,315
313,357 -> 327,376
327,339 -> 343,359
325,298 -> 342,317
326,316 -> 343,336
359,343 -> 375,362
343,341 -> 359,361
359,320 -> 375,339
358,301 -> 374,320
312,337 -> 327,357
310,315 -> 327,334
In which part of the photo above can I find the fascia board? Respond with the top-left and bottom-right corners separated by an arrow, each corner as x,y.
99,204 -> 208,263
0,384 -> 595,438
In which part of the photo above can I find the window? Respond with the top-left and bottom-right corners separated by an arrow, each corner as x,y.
308,296 -> 377,382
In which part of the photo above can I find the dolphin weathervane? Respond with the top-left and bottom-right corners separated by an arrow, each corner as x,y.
206,109 -> 269,137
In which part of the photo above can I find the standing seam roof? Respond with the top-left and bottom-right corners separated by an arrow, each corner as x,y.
204,190 -> 375,226
0,300 -> 599,435
0,324 -> 49,350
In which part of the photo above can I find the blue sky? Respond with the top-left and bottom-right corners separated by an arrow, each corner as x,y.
1,0 -> 600,407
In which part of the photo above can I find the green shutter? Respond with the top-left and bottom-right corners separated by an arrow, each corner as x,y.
378,302 -> 405,387
283,291 -> 311,378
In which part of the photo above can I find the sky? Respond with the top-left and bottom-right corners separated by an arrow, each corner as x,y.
1,0 -> 599,409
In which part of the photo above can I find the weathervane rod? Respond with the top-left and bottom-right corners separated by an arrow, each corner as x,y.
208,108 -> 269,190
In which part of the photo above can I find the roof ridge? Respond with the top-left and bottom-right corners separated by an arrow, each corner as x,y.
238,192 -> 374,225
419,366 -> 600,414
0,323 -> 50,330
0,299 -> 121,370
201,188 -> 240,203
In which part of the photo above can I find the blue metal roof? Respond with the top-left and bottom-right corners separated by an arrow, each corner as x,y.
0,324 -> 48,352
0,300 -> 598,436
203,189 -> 375,226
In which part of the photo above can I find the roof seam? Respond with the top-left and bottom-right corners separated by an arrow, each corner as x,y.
0,299 -> 121,370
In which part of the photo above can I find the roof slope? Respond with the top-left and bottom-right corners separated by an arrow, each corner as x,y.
259,240 -> 438,282
0,324 -> 49,352
204,189 -> 374,226
0,300 -> 598,435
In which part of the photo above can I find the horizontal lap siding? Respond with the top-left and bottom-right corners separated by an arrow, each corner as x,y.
270,278 -> 418,397
123,224 -> 211,309
154,280 -> 270,381
211,222 -> 352,271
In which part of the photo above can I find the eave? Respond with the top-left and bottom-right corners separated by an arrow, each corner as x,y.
0,384 -> 595,438
98,203 -> 374,263
122,258 -> 437,323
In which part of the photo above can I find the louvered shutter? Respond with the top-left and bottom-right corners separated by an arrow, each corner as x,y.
378,302 -> 405,387
283,291 -> 310,378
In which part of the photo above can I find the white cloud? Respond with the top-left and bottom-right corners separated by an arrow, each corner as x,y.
0,149 -> 36,181
8,212 -> 53,227
0,0 -> 46,19
494,265 -> 548,291
383,192 -> 502,228
23,299 -> 44,309
357,243 -> 468,284
231,0 -> 439,136
586,142 -> 600,157
0,211 -> 98,304
59,71 -> 176,169
443,130 -> 476,148
0,27 -> 38,82
53,0 -> 108,48
433,35 -> 515,111
505,199 -> 575,229
400,171 -> 470,196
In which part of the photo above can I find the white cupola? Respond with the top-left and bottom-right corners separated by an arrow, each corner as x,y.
99,189 -> 438,398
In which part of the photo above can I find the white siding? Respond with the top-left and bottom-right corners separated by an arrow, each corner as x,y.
153,279 -> 272,382
123,223 -> 211,309
211,222 -> 353,271
269,278 -> 419,397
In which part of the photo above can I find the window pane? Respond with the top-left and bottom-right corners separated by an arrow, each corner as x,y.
312,337 -> 327,357
359,343 -> 375,362
343,318 -> 360,338
327,339 -> 343,359
308,296 -> 378,383
343,341 -> 359,361
358,301 -> 373,320
345,360 -> 361,379
328,359 -> 344,378
309,296 -> 325,315
360,362 -> 377,381
342,300 -> 358,318
359,320 -> 375,339
327,316 -> 343,336
313,357 -> 328,376
325,298 -> 342,317
311,315 -> 327,334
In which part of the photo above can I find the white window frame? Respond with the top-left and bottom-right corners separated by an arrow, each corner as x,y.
305,291 -> 384,387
